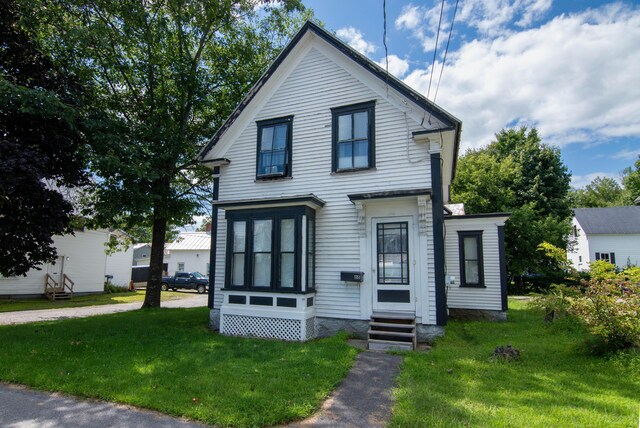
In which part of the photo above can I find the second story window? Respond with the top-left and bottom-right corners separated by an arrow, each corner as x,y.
256,116 -> 293,179
331,101 -> 375,172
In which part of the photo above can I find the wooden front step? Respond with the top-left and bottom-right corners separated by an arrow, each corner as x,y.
368,313 -> 416,351
46,292 -> 72,301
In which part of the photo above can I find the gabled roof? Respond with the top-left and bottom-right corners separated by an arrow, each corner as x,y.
165,232 -> 211,251
574,206 -> 640,234
197,20 -> 461,166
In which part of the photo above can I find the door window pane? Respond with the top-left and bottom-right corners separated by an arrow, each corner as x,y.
376,222 -> 409,285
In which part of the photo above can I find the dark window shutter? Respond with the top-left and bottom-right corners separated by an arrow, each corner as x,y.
610,253 -> 616,265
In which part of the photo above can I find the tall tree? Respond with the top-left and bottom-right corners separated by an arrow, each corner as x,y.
621,156 -> 640,205
0,0 -> 88,276
571,176 -> 624,208
23,0 -> 309,306
451,127 -> 572,281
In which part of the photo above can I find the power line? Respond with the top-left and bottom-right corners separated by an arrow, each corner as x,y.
425,0 -> 446,104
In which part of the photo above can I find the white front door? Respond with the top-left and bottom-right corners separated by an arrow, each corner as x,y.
47,255 -> 65,285
371,217 -> 416,313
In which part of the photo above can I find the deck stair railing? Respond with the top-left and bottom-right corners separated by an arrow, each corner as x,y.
44,273 -> 74,301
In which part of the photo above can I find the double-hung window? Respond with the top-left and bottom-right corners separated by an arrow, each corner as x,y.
256,116 -> 293,179
458,231 -> 484,288
331,101 -> 375,172
225,207 -> 316,292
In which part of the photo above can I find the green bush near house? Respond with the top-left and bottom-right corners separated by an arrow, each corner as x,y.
0,307 -> 357,427
391,299 -> 639,428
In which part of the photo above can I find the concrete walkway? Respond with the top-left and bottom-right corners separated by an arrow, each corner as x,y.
287,351 -> 403,428
0,383 -> 207,428
0,294 -> 207,326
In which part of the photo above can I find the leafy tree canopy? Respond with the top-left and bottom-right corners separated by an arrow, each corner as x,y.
451,127 -> 572,279
621,156 -> 640,205
21,0 -> 310,306
0,0 -> 88,276
570,156 -> 640,208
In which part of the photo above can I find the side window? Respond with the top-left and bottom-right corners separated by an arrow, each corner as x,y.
331,101 -> 375,172
458,231 -> 484,287
256,116 -> 293,179
177,262 -> 185,272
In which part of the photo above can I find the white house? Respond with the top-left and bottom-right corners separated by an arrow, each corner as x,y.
568,206 -> 640,270
163,232 -> 211,275
197,21 -> 508,349
0,229 -> 133,298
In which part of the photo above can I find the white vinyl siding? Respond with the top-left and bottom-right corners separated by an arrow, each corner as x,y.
164,251 -> 210,276
587,234 -> 640,269
0,230 -> 111,296
444,218 -> 504,311
211,45 -> 436,320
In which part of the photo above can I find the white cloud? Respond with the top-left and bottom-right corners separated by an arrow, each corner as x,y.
403,4 -> 640,152
396,2 -> 453,53
458,0 -> 552,36
571,172 -> 621,189
336,27 -> 376,55
612,148 -> 640,160
377,54 -> 410,78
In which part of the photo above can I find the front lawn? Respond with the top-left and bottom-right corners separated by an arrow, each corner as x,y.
391,299 -> 639,427
0,307 -> 357,427
0,290 -> 191,313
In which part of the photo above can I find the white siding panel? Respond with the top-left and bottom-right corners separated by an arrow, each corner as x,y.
105,246 -> 134,287
444,218 -> 504,311
588,234 -> 640,268
0,230 -> 110,295
164,250 -> 210,276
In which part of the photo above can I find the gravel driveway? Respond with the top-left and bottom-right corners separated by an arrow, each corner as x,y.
0,293 -> 207,326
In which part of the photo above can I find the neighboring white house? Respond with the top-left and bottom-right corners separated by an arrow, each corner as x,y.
197,21 -> 508,348
568,206 -> 640,270
133,243 -> 151,266
163,232 -> 211,275
0,229 -> 132,297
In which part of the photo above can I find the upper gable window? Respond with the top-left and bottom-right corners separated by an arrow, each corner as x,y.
331,101 -> 375,172
256,116 -> 293,179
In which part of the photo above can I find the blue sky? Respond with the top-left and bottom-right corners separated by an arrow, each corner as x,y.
303,0 -> 640,188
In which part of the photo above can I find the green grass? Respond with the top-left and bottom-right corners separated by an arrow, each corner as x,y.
0,290 -> 191,313
0,307 -> 357,427
391,299 -> 640,427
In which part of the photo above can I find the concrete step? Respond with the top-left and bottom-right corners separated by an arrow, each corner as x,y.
368,338 -> 414,351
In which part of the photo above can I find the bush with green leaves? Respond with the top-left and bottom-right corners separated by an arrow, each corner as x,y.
570,279 -> 640,349
530,283 -> 581,321
589,260 -> 618,280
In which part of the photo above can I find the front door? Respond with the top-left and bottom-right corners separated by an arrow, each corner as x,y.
372,217 -> 415,313
47,255 -> 65,286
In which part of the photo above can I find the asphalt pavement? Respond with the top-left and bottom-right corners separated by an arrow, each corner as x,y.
0,383 -> 208,428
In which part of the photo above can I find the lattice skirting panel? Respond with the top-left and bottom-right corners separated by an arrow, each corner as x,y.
221,314 -> 316,341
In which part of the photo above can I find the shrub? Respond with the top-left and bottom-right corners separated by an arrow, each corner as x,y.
106,284 -> 129,294
589,260 -> 617,280
570,279 -> 640,349
530,283 -> 581,321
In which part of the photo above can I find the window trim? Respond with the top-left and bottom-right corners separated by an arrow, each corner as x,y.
224,206 -> 315,293
331,101 -> 375,172
458,230 -> 485,288
255,116 -> 294,180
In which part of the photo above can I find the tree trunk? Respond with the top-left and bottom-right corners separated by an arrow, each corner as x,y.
142,211 -> 167,308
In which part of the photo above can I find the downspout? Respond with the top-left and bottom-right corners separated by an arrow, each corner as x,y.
207,166 -> 220,311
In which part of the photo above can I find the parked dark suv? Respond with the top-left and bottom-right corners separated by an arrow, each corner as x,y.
161,271 -> 208,294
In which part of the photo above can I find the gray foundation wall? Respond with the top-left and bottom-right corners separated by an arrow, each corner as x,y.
448,308 -> 507,321
315,317 -> 370,339
209,308 -> 221,331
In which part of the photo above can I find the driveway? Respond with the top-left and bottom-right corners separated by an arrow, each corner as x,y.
0,383 -> 207,428
0,293 -> 207,326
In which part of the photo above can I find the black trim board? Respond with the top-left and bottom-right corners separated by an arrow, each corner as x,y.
197,20 -> 461,162
277,297 -> 297,308
444,213 -> 511,220
250,296 -> 273,306
431,152 -> 447,326
348,188 -> 431,201
208,166 -> 220,310
498,225 -> 508,311
377,290 -> 411,303
215,194 -> 325,209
